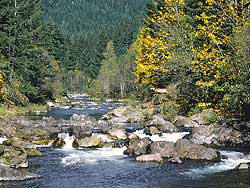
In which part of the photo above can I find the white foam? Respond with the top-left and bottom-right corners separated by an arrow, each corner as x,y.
183,150 -> 250,178
0,137 -> 7,144
58,133 -> 75,149
61,147 -> 126,166
134,130 -> 189,143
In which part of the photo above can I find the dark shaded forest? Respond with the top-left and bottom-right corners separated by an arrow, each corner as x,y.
43,0 -> 150,77
0,0 -> 150,105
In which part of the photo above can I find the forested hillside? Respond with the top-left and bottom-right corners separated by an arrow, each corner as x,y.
0,0 -> 66,105
0,0 -> 150,106
43,0 -> 150,78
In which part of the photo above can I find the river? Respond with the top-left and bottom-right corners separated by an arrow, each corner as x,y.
1,94 -> 250,188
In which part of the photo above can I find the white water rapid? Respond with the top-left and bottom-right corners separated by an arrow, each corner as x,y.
134,129 -> 189,143
58,133 -> 75,149
58,132 -> 126,166
61,147 -> 126,166
183,150 -> 250,178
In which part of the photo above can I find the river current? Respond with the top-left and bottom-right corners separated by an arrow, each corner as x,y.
1,94 -> 250,188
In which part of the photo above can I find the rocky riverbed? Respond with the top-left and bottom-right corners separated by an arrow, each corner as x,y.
0,94 -> 250,185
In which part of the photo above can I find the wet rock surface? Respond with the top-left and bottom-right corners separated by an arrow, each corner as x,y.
0,165 -> 41,181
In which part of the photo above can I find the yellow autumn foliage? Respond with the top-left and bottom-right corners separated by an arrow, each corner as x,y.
136,0 -> 250,116
135,0 -> 186,87
0,72 -> 4,97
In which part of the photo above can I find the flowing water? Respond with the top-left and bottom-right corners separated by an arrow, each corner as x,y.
1,95 -> 250,188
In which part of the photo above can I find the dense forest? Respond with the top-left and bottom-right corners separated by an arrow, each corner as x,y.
0,0 -> 150,105
1,0 -> 250,119
43,0 -> 150,78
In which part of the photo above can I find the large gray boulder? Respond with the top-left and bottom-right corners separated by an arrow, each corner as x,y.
175,139 -> 220,161
74,136 -> 102,148
190,125 -> 243,147
150,141 -> 176,158
150,139 -> 220,161
124,137 -> 152,156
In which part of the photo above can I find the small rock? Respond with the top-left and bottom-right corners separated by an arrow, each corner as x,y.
168,157 -> 183,164
128,133 -> 139,140
147,115 -> 178,133
16,161 -> 29,169
108,129 -> 128,140
136,153 -> 163,163
149,126 -> 161,135
235,163 -> 250,170
173,116 -> 199,128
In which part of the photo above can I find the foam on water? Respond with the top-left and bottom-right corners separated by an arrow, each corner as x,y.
61,147 -> 126,166
134,129 -> 189,143
0,137 -> 7,144
183,150 -> 250,178
58,133 -> 75,149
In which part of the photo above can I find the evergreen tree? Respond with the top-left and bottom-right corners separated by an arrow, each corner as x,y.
0,0 -> 66,104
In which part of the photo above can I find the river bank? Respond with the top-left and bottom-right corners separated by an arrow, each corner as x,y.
0,94 -> 250,187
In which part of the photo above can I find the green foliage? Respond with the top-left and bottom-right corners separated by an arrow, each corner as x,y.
0,103 -> 47,115
43,0 -> 150,78
0,0 -> 66,105
89,41 -> 137,98
152,85 -> 180,121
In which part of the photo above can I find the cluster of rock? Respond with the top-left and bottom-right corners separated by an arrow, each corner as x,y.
0,104 -> 249,181
125,138 -> 220,163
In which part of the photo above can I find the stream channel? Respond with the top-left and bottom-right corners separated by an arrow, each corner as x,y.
1,94 -> 250,188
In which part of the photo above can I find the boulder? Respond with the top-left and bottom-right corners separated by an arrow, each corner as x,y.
136,153 -> 163,163
128,133 -> 139,140
10,137 -> 31,148
102,106 -> 145,123
93,133 -> 113,143
175,139 -> 220,161
149,126 -> 161,135
173,116 -> 199,128
0,147 -> 28,168
147,115 -> 178,132
235,162 -> 250,170
75,136 -> 102,148
124,137 -> 152,156
190,125 -> 243,147
150,141 -> 176,158
0,165 -> 41,181
108,129 -> 128,140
